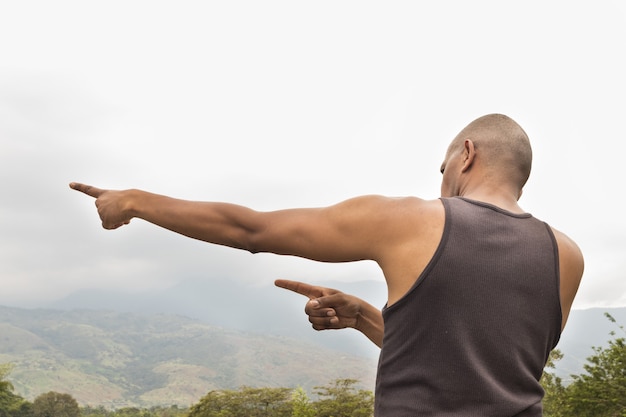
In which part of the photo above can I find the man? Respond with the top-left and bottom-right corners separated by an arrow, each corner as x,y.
70,114 -> 584,416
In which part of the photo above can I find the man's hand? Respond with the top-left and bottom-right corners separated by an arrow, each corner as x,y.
274,279 -> 362,331
69,182 -> 133,229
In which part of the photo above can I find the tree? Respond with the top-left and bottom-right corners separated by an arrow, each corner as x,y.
32,391 -> 80,417
187,380 -> 374,417
0,364 -> 13,394
561,313 -> 626,417
81,405 -> 112,417
188,386 -> 293,417
541,349 -> 568,417
80,406 -> 188,417
312,378 -> 374,417
112,407 -> 152,417
290,386 -> 314,417
0,363 -> 31,417
148,405 -> 188,417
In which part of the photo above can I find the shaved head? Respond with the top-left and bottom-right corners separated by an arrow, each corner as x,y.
453,114 -> 532,188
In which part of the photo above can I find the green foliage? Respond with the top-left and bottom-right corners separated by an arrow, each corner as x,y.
108,407 -> 152,417
81,405 -> 113,417
188,386 -> 293,417
32,391 -> 80,417
313,378 -> 374,417
80,405 -> 188,417
0,364 -> 15,393
0,307 -> 375,408
187,379 -> 373,417
541,350 -> 567,417
562,313 -> 626,417
0,363 -> 31,417
541,313 -> 626,417
290,387 -> 314,417
146,405 -> 188,417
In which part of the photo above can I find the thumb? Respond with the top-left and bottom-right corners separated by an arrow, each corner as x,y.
311,292 -> 346,309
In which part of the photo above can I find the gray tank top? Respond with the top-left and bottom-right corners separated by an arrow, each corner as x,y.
375,197 -> 561,416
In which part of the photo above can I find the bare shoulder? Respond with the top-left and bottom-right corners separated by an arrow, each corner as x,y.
355,195 -> 443,226
397,196 -> 445,224
331,195 -> 442,220
331,195 -> 444,251
550,227 -> 584,267
366,195 -> 442,212
339,194 -> 438,207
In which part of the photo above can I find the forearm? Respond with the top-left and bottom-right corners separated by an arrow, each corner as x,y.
74,183 -> 401,263
126,190 -> 262,252
356,300 -> 384,348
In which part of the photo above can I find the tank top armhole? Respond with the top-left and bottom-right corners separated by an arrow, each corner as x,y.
382,198 -> 452,314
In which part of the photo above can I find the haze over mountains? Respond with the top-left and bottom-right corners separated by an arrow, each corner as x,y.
44,277 -> 626,374
0,306 -> 377,408
46,278 -> 389,359
1,277 -> 624,408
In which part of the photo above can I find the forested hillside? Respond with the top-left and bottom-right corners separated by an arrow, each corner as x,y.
0,306 -> 376,408
2,303 -> 625,411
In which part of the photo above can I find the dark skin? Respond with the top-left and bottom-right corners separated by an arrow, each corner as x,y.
273,135 -> 584,347
70,114 -> 584,350
274,279 -> 384,347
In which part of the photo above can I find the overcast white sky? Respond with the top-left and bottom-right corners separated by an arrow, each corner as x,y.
1,1 -> 625,311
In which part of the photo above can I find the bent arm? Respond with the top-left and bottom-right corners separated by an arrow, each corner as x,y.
275,279 -> 384,348
353,298 -> 384,348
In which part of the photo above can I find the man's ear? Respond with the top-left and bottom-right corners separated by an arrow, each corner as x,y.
461,139 -> 476,173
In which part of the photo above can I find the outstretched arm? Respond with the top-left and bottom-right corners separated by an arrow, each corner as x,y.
69,182 -> 267,251
275,279 -> 384,348
69,182 -> 420,265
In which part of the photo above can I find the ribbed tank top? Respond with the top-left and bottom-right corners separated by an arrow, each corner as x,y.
375,197 -> 561,416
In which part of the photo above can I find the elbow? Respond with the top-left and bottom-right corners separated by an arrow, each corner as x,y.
233,211 -> 281,255
223,231 -> 262,254
246,242 -> 261,254
243,227 -> 283,255
240,228 -> 266,254
226,210 -> 267,254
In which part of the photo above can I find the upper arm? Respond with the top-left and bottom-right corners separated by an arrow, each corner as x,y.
248,195 -> 430,264
552,228 -> 585,330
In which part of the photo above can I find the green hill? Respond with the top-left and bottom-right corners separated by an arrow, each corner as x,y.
0,306 -> 377,408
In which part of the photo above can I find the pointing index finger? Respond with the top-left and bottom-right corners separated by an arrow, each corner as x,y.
274,279 -> 324,299
69,182 -> 105,198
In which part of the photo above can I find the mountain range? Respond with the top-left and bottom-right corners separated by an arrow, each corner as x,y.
43,277 -> 626,377
0,306 -> 377,408
1,278 -> 624,408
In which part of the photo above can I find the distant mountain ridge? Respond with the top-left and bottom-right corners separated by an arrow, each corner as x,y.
45,278 -> 389,359
43,277 -> 626,378
2,278 -> 624,408
0,306 -> 377,408
551,306 -> 626,382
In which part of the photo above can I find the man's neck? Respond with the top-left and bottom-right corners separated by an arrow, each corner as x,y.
458,190 -> 524,214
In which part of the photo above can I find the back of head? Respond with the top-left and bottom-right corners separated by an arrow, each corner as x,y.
457,114 -> 532,189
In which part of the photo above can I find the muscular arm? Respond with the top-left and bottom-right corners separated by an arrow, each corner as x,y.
551,227 -> 585,331
69,182 -> 421,265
